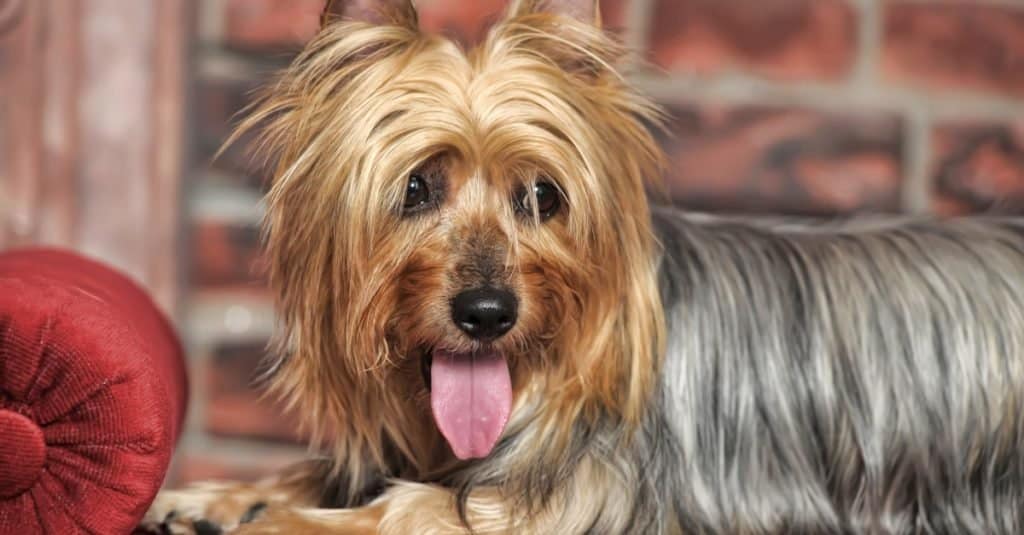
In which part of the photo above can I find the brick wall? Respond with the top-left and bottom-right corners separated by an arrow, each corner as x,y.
174,0 -> 1024,484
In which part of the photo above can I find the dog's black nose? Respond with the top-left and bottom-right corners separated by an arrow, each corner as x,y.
451,288 -> 518,341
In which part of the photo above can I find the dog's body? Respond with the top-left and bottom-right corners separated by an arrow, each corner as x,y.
143,1 -> 1024,533
655,208 -> 1024,533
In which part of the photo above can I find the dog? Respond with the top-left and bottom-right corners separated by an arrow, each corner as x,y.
143,0 -> 1024,533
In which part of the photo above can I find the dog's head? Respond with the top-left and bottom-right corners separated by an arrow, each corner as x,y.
237,0 -> 665,471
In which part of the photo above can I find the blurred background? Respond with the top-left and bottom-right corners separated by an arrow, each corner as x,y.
1,0 -> 1022,485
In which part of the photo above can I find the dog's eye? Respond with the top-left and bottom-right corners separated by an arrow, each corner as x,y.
404,174 -> 430,210
515,181 -> 561,220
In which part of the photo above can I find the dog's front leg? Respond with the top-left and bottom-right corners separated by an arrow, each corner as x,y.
234,482 -> 519,535
142,480 -> 296,534
229,503 -> 384,535
235,456 -> 640,534
140,460 -> 344,534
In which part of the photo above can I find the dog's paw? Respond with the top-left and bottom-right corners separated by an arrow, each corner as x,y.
139,484 -> 269,534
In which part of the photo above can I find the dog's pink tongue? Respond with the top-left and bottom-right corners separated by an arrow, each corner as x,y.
430,349 -> 511,460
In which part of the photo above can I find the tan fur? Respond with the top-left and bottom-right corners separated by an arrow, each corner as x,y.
236,0 -> 663,480
144,0 -> 666,532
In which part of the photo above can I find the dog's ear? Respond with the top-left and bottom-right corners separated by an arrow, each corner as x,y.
510,0 -> 601,27
543,0 -> 600,26
501,0 -> 616,79
321,0 -> 418,29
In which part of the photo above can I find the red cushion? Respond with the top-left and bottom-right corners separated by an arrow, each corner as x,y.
0,248 -> 188,534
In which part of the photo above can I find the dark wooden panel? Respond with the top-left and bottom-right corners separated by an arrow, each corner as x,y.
38,0 -> 80,245
0,0 -> 189,316
0,0 -> 42,247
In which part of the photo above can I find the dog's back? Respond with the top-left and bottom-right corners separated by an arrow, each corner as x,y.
653,205 -> 1024,534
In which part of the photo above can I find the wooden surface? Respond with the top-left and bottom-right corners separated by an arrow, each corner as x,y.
0,0 -> 191,317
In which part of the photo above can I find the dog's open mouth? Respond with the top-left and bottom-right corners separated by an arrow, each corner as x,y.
421,348 -> 511,460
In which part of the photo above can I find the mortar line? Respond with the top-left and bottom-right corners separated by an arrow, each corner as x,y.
623,0 -> 655,69
902,106 -> 933,215
851,0 -> 882,89
634,73 -> 1024,121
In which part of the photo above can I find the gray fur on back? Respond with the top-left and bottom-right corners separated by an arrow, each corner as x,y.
652,204 -> 1024,534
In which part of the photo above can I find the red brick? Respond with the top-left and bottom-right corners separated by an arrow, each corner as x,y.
204,342 -> 305,443
417,0 -> 509,44
931,120 -> 1024,215
224,0 -> 322,51
883,3 -> 1024,96
658,104 -> 904,215
223,0 -> 629,50
191,220 -> 267,291
194,78 -> 268,187
418,0 -> 629,43
600,0 -> 628,33
648,0 -> 857,81
195,79 -> 248,153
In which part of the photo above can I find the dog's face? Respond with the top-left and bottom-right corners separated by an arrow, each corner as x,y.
240,0 -> 665,467
393,155 -> 578,460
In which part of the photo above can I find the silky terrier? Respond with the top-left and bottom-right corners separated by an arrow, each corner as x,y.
145,0 -> 1024,533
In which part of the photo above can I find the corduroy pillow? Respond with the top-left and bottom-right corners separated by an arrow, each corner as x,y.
0,248 -> 187,534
